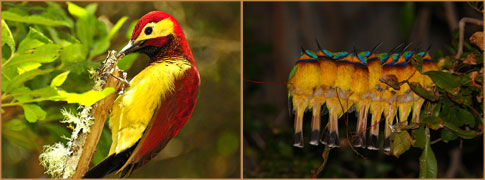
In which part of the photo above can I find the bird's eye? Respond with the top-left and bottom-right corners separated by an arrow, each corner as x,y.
144,27 -> 153,35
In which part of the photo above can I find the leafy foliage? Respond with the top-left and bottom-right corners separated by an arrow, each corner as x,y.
1,2 -> 132,177
387,20 -> 483,178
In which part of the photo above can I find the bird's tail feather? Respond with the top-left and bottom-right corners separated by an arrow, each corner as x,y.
83,145 -> 135,178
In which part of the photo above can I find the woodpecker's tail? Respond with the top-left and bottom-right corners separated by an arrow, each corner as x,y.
83,145 -> 135,178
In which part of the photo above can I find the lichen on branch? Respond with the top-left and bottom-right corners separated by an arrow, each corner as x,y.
39,51 -> 127,178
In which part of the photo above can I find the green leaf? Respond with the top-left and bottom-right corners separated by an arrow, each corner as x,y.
418,127 -> 438,178
456,108 -> 475,128
95,17 -> 108,39
117,53 -> 138,71
85,3 -> 98,15
17,62 -> 42,74
75,17 -> 96,45
2,20 -> 16,53
422,116 -> 443,130
44,2 -> 74,28
17,26 -> 53,53
413,125 -> 426,149
424,71 -> 461,94
50,71 -> 70,87
60,43 -> 88,64
443,122 -> 479,139
5,44 -> 61,70
25,86 -> 59,99
67,2 -> 88,19
22,104 -> 47,122
68,2 -> 98,46
2,10 -> 73,28
107,16 -> 128,40
441,104 -> 475,128
3,69 -> 53,94
10,86 -> 32,102
89,38 -> 110,59
57,87 -> 115,106
126,20 -> 137,39
390,131 -> 412,158
408,82 -> 438,101
440,128 -> 457,143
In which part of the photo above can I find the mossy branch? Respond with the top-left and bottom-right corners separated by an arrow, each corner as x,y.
39,51 -> 126,178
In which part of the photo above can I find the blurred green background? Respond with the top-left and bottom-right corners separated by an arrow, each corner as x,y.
2,1 -> 240,178
243,2 -> 483,178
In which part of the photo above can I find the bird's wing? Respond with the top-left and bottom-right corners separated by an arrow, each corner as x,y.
287,65 -> 298,117
109,58 -> 192,156
116,60 -> 198,177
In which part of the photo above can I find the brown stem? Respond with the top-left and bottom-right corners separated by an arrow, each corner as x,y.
455,18 -> 483,59
71,51 -> 126,178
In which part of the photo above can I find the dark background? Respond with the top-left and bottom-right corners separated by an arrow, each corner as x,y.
243,2 -> 483,178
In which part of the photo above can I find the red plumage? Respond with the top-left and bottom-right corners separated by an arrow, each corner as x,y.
83,11 -> 200,178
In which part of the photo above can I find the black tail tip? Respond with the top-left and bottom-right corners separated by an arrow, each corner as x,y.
326,131 -> 340,148
383,137 -> 391,152
309,129 -> 320,146
293,131 -> 304,148
320,128 -> 329,145
352,134 -> 366,148
367,135 -> 379,150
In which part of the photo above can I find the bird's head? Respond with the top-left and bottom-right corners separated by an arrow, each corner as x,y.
118,11 -> 190,59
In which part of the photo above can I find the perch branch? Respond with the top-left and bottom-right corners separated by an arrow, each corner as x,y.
70,51 -> 127,178
455,18 -> 483,59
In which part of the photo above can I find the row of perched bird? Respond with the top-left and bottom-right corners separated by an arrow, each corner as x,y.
287,42 -> 438,151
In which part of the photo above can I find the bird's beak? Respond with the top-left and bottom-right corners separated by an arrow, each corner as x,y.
117,40 -> 144,58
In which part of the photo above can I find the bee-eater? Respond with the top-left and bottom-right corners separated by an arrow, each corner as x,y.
288,50 -> 321,148
351,43 -> 382,148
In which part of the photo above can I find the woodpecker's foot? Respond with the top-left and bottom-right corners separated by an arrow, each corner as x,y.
110,72 -> 130,87
352,134 -> 366,148
293,131 -> 304,148
309,129 -> 320,146
326,131 -> 340,148
383,137 -> 391,152
367,135 -> 379,150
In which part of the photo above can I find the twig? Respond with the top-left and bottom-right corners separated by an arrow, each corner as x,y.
455,18 -> 483,59
430,138 -> 441,144
71,51 -> 127,178
312,145 -> 331,178
444,147 -> 461,178
335,89 -> 366,160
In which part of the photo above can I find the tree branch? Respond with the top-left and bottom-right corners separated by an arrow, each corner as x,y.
70,51 -> 127,178
455,18 -> 483,59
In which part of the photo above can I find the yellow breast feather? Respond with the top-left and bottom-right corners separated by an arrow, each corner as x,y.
319,59 -> 337,87
351,66 -> 369,95
335,62 -> 354,91
109,58 -> 191,155
290,62 -> 321,90
367,60 -> 382,90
